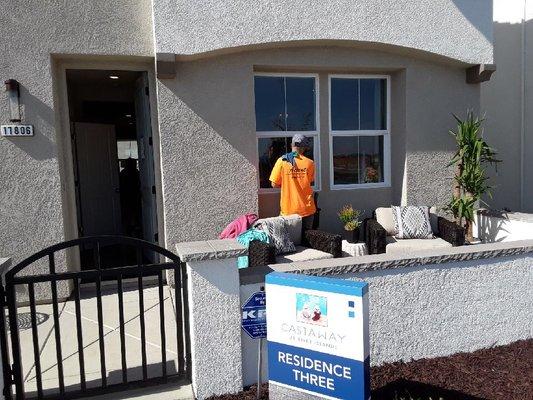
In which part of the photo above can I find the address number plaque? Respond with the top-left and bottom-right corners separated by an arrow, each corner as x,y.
1,124 -> 34,137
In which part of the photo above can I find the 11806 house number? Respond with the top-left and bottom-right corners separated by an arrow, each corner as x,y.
1,124 -> 34,136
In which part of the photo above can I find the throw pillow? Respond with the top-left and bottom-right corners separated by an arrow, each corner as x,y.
255,217 -> 296,255
391,206 -> 434,239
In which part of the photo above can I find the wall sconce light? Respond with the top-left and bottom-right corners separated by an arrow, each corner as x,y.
5,79 -> 21,122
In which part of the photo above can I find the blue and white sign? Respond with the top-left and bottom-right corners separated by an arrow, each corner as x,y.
266,272 -> 370,400
241,291 -> 267,339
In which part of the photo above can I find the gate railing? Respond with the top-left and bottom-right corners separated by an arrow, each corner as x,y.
0,236 -> 191,400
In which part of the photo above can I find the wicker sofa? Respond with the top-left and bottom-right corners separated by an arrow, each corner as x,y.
365,207 -> 465,255
248,214 -> 342,268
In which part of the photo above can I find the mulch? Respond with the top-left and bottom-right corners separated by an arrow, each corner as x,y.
209,339 -> 533,400
371,339 -> 533,400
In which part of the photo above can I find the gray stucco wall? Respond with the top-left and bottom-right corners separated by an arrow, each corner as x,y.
345,255 -> 532,365
186,258 -> 243,399
0,1 -> 153,296
159,46 -> 479,241
153,0 -> 494,64
481,21 -> 530,212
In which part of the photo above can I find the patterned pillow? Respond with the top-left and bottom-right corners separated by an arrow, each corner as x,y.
391,206 -> 434,239
255,217 -> 296,255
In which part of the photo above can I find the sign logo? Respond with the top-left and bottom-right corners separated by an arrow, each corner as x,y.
241,291 -> 267,339
296,293 -> 328,327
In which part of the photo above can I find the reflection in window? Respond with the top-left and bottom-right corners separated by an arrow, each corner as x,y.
254,76 -> 316,132
331,78 -> 359,130
330,76 -> 389,187
331,78 -> 386,131
258,137 -> 315,189
333,136 -> 383,185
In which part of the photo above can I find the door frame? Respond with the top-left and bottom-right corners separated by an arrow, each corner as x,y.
52,57 -> 166,273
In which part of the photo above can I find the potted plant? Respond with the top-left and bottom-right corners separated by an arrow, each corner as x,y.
447,111 -> 500,242
338,205 -> 362,243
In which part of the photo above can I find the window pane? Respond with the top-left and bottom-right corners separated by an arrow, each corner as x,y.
332,136 -> 359,185
333,135 -> 384,185
331,78 -> 359,130
359,136 -> 384,183
360,79 -> 386,130
254,76 -> 286,131
117,140 -> 138,160
258,136 -> 315,188
286,77 -> 316,131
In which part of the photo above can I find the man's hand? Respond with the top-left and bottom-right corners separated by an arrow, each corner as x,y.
271,181 -> 281,188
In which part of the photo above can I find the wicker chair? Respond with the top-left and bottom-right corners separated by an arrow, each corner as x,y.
365,207 -> 465,255
248,215 -> 342,268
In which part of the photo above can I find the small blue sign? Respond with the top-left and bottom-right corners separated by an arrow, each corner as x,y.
241,291 -> 267,339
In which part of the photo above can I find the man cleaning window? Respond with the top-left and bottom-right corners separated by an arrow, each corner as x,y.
269,134 -> 317,230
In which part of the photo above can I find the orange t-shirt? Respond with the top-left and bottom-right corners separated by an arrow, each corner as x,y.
269,153 -> 316,217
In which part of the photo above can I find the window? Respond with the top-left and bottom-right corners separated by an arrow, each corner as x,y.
254,73 -> 320,190
329,75 -> 390,189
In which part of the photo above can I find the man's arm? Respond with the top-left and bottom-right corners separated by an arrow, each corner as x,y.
269,158 -> 282,188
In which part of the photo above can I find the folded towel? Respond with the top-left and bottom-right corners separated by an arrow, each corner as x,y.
236,228 -> 270,268
281,151 -> 298,166
219,213 -> 258,239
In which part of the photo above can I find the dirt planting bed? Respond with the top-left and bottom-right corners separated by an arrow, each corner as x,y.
209,339 -> 533,400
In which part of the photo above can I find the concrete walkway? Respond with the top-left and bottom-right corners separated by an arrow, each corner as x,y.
13,283 -> 193,399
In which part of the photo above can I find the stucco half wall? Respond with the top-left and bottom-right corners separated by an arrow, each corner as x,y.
157,45 -> 480,242
153,0 -> 494,64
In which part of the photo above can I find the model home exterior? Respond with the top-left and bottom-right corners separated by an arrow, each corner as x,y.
2,0 -> 529,276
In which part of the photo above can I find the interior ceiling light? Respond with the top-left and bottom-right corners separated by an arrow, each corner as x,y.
109,75 -> 119,80
125,114 -> 132,118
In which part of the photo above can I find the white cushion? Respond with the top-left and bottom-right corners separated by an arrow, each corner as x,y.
375,207 -> 397,236
391,206 -> 433,239
385,236 -> 452,255
255,215 -> 302,245
276,246 -> 333,264
377,206 -> 440,236
282,214 -> 303,246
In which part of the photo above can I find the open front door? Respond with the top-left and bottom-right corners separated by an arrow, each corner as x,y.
74,122 -> 122,236
134,73 -> 158,246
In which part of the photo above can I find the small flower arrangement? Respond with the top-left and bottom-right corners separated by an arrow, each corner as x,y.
338,205 -> 362,231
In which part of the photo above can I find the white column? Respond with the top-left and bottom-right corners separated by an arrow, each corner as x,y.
176,240 -> 246,400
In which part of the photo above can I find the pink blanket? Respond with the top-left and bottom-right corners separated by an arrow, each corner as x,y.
219,213 -> 258,239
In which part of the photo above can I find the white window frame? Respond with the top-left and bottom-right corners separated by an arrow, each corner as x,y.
254,72 -> 321,193
328,74 -> 391,190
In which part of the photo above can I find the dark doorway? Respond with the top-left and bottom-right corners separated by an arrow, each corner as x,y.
66,70 -> 158,270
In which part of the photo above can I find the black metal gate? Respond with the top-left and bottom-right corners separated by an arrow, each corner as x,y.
0,236 -> 191,400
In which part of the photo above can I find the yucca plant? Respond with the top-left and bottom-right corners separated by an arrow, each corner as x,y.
447,111 -> 500,242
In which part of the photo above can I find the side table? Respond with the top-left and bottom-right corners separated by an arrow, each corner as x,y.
342,240 -> 368,257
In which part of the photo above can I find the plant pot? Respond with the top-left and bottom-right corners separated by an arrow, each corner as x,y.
343,227 -> 359,243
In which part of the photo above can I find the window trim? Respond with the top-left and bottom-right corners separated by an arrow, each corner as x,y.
254,72 -> 321,193
328,74 -> 391,190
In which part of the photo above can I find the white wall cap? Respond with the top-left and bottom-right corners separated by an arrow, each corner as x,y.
175,240 -> 246,262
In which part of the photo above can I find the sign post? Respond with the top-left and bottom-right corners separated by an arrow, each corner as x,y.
241,290 -> 267,399
266,272 -> 370,400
